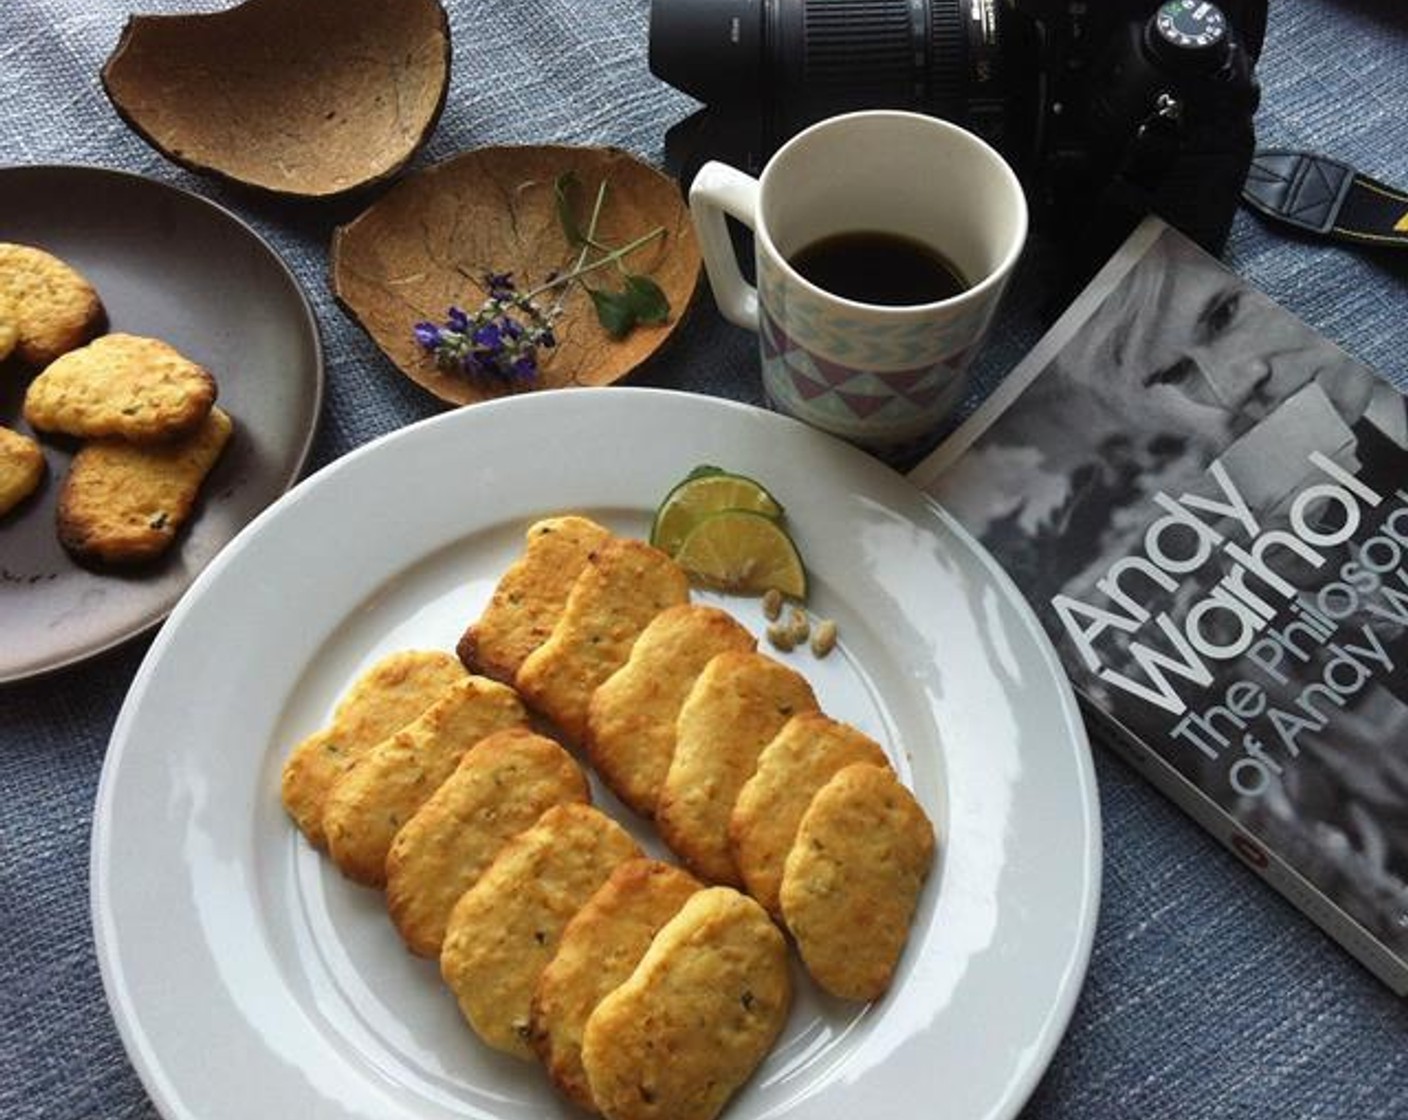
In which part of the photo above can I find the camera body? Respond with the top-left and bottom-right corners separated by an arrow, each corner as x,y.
650,0 -> 1265,268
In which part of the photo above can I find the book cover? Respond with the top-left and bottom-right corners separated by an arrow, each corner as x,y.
911,217 -> 1408,992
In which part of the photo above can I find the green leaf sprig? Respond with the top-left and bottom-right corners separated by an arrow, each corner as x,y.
416,170 -> 673,381
543,171 -> 671,340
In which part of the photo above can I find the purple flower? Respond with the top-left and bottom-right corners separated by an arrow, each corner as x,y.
411,269 -> 563,384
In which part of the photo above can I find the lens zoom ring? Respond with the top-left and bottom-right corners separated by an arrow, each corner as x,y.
928,0 -> 965,113
802,0 -> 917,99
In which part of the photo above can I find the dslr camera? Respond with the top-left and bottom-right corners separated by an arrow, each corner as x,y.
649,0 -> 1266,266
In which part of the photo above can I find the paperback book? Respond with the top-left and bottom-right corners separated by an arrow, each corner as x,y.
912,217 -> 1408,992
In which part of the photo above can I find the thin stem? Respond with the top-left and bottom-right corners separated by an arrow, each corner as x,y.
544,180 -> 610,317
524,226 -> 667,302
575,181 -> 610,262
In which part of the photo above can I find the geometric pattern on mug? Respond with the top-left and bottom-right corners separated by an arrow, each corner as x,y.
762,307 -> 969,429
758,266 -> 985,366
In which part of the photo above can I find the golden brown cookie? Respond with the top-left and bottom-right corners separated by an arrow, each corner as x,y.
55,404 -> 233,566
586,603 -> 756,819
0,241 -> 105,366
24,333 -> 217,443
322,676 -> 529,888
580,886 -> 791,1120
515,537 -> 690,744
779,762 -> 936,1001
439,803 -> 641,1057
530,858 -> 702,1111
457,515 -> 614,682
0,426 -> 45,516
280,650 -> 467,848
656,651 -> 819,885
0,290 -> 20,361
730,712 -> 892,916
385,728 -> 590,959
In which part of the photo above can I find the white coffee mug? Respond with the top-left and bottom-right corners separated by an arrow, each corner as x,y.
689,109 -> 1028,452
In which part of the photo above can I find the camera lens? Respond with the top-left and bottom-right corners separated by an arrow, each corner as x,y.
648,0 -> 767,106
778,0 -> 928,121
648,0 -> 1015,153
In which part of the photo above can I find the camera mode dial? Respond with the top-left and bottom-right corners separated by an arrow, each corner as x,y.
1145,1 -> 1231,74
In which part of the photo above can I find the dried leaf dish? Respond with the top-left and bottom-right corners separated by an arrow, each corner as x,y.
330,145 -> 702,406
101,0 -> 450,199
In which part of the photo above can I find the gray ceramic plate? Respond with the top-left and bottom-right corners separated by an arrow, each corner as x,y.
0,165 -> 323,683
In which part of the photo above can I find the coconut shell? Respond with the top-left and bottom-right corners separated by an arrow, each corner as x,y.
101,0 -> 450,199
330,145 -> 702,406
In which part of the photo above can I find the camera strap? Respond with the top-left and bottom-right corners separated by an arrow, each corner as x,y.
1242,149 -> 1408,249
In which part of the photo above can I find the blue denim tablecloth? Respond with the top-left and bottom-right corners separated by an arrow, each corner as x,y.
3,2 -> 1407,1117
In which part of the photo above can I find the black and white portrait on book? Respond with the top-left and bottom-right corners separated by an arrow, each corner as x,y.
915,218 -> 1408,960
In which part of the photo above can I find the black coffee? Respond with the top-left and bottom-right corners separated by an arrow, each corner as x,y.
788,230 -> 969,306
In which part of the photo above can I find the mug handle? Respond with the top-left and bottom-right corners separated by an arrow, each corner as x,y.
688,161 -> 761,331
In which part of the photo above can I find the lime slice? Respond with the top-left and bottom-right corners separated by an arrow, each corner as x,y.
650,469 -> 784,556
673,509 -> 807,598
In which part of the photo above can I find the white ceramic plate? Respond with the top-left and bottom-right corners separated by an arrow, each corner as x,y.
92,388 -> 1099,1120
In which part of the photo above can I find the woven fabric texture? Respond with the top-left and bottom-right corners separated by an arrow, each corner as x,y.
2,1 -> 1406,1118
